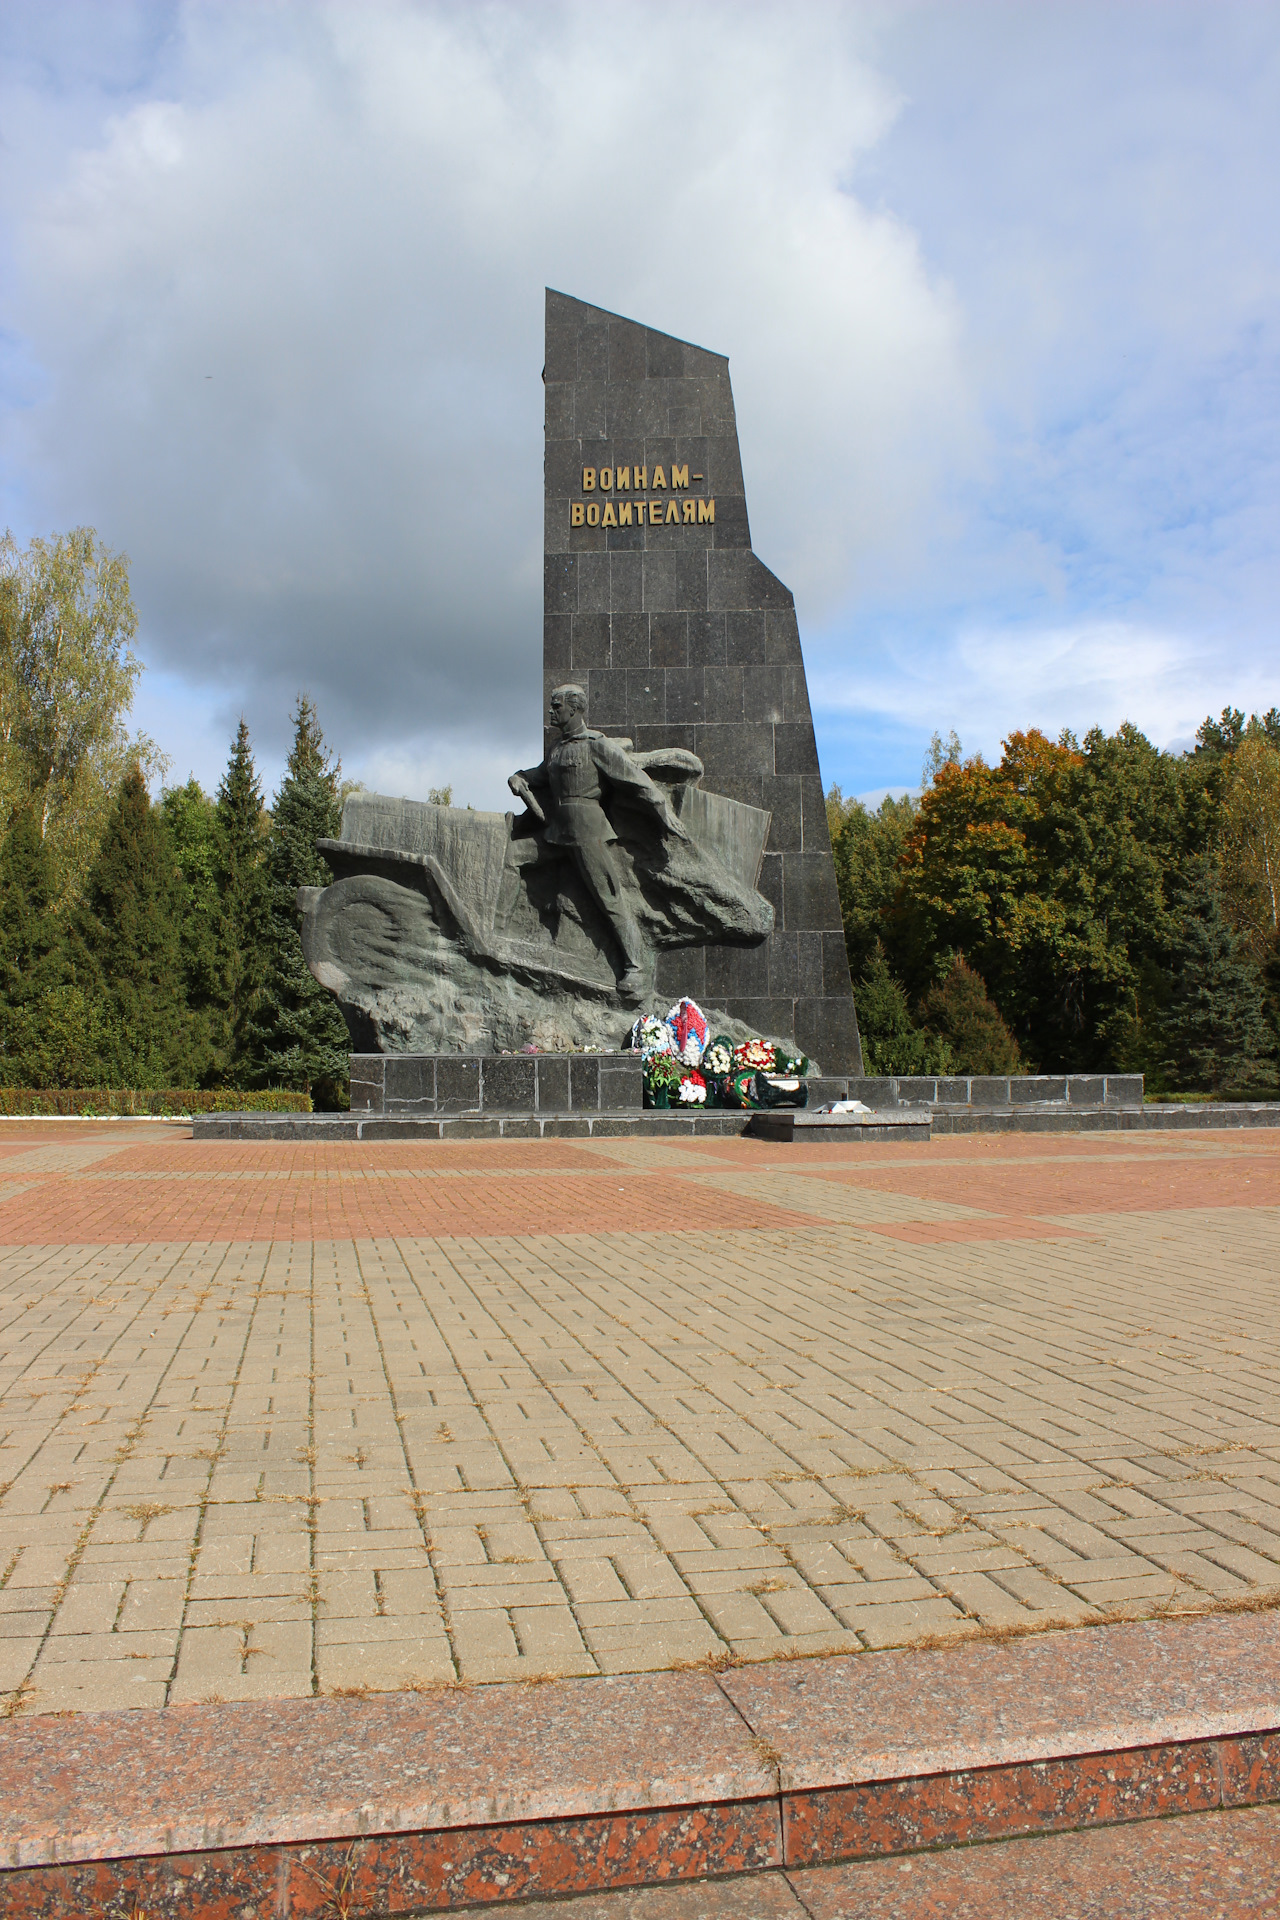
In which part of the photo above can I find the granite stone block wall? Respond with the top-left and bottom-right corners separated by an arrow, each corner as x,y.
543,290 -> 862,1074
348,1059 -> 1143,1119
350,1052 -> 644,1117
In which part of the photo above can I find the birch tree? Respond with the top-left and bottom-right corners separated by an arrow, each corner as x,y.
0,527 -> 162,898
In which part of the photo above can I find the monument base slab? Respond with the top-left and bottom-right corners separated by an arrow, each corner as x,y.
348,1059 -> 1149,1122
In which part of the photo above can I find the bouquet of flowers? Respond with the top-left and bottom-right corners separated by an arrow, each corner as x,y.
677,1070 -> 708,1105
702,1037 -> 733,1077
666,997 -> 708,1065
644,1051 -> 682,1107
772,1048 -> 811,1076
629,1014 -> 674,1058
732,1038 -> 776,1073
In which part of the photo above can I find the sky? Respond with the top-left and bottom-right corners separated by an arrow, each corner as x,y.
2,0 -> 1278,811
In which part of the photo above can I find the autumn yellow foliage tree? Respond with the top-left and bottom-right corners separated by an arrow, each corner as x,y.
888,726 -> 1215,1070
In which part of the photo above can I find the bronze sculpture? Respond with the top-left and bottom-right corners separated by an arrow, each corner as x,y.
508,684 -> 692,1003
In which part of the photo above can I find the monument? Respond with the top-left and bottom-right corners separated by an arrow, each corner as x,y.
544,292 -> 860,1071
297,292 -> 862,1075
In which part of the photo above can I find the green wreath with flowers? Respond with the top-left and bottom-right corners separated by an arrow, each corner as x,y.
643,1052 -> 683,1107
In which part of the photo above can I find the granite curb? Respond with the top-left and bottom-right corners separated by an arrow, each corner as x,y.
190,1102 -> 1280,1141
2,1612 -> 1278,1914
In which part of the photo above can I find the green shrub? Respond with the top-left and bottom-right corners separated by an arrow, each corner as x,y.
206,1090 -> 314,1113
0,1088 -> 312,1117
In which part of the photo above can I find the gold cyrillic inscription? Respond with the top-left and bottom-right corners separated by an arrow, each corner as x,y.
567,468 -> 715,533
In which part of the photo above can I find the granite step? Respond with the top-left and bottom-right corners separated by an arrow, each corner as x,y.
2,1610 -> 1277,1916
444,1808 -> 1280,1919
191,1101 -> 1280,1140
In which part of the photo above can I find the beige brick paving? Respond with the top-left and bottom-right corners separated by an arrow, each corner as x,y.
0,1124 -> 1278,1715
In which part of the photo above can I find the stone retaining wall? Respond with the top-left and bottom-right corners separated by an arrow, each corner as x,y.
350,1056 -> 1142,1119
805,1072 -> 1144,1110
350,1051 -> 644,1118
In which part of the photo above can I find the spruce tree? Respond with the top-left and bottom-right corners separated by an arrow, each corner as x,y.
0,807 -> 70,1083
72,765 -> 190,1087
920,956 -> 1022,1074
214,720 -> 271,1085
250,697 -> 350,1107
855,944 -> 954,1076
1161,861 -> 1276,1095
161,776 -> 221,1085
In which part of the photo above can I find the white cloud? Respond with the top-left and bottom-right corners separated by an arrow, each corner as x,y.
1,0 -> 967,785
2,0 -> 1277,800
814,616 -> 1259,763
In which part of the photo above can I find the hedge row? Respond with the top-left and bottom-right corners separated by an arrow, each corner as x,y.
0,1088 -> 314,1117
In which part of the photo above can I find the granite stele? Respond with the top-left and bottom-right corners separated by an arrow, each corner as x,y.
298,291 -> 862,1072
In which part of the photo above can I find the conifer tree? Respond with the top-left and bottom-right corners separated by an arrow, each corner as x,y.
1161,861 -> 1276,1095
73,765 -> 189,1086
161,776 -> 221,1084
855,944 -> 954,1076
214,720 -> 271,1084
920,956 -> 1022,1074
249,698 -> 350,1107
0,807 -> 69,1083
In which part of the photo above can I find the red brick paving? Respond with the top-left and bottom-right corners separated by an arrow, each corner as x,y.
106,1140 -> 617,1174
679,1131 -> 1268,1165
0,1166 -> 811,1243
1,1129 -> 1277,1243
0,1122 -> 179,1142
789,1153 -> 1280,1214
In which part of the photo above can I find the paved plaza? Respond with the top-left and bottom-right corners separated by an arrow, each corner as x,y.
1,1121 -> 1278,1719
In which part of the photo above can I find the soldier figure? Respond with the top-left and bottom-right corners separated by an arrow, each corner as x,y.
509,684 -> 689,1004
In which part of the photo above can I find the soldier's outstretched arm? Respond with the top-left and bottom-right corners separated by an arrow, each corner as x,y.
591,738 -> 690,840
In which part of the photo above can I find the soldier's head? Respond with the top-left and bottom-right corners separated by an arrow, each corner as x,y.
549,684 -> 588,735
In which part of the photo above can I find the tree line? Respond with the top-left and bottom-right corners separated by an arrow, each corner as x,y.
0,529 -> 350,1105
829,714 -> 1280,1095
